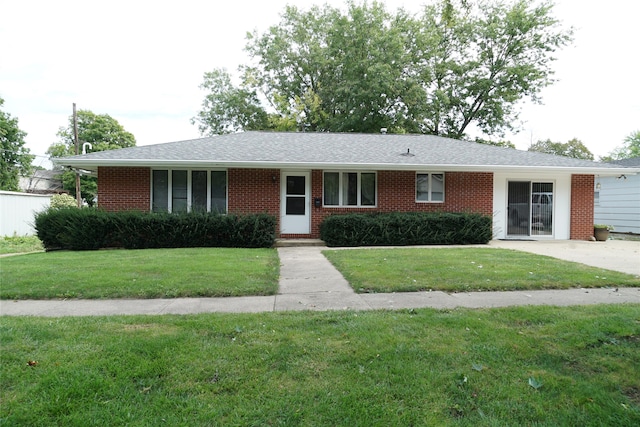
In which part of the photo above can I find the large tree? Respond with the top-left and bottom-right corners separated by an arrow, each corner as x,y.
194,0 -> 572,139
0,97 -> 33,191
192,68 -> 271,135
601,130 -> 640,161
47,110 -> 136,205
528,138 -> 594,160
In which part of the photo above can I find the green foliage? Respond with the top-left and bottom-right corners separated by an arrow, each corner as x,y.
528,138 -> 594,160
594,224 -> 614,230
474,137 -> 516,148
601,130 -> 640,161
319,212 -> 492,246
34,209 -> 276,250
49,193 -> 77,209
47,110 -> 136,205
0,97 -> 33,191
195,0 -> 572,139
411,0 -> 573,138
191,68 -> 271,134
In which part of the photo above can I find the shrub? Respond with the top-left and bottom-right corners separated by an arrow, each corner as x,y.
320,212 -> 492,247
34,210 -> 276,250
50,194 -> 77,209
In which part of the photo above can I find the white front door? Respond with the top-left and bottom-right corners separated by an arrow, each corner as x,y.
280,171 -> 310,234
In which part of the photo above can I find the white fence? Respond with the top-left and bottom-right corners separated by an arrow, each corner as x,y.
0,191 -> 51,236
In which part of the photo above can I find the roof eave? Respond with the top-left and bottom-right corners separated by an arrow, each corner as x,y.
54,158 -> 638,176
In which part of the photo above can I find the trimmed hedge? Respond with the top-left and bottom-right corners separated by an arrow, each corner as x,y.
34,209 -> 276,250
319,212 -> 492,247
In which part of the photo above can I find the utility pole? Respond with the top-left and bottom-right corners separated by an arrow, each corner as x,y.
73,103 -> 81,207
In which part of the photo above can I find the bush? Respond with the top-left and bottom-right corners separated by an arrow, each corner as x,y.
319,212 -> 492,247
34,209 -> 276,250
50,194 -> 77,209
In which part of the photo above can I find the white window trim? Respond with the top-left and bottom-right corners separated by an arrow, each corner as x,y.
416,172 -> 445,203
151,169 -> 227,213
323,171 -> 377,208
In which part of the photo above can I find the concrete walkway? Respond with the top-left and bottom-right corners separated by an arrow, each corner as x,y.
1,241 -> 639,317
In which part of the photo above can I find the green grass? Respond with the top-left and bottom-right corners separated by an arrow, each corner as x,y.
323,247 -> 640,293
1,305 -> 639,425
0,248 -> 279,299
0,235 -> 43,254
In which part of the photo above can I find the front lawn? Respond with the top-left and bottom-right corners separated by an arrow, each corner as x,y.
1,305 -> 639,425
0,248 -> 279,299
0,235 -> 43,254
323,247 -> 640,293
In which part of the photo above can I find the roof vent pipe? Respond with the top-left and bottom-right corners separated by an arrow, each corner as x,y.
380,128 -> 387,134
82,142 -> 93,154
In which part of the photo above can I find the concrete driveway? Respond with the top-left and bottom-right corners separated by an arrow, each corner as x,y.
488,239 -> 640,276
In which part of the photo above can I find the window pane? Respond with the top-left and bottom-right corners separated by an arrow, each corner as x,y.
532,182 -> 553,235
172,170 -> 188,213
192,171 -> 208,213
360,173 -> 376,206
286,197 -> 305,215
287,176 -> 305,195
431,174 -> 444,202
211,171 -> 227,213
416,174 -> 429,201
343,172 -> 358,205
152,170 -> 168,212
507,181 -> 531,235
324,172 -> 339,205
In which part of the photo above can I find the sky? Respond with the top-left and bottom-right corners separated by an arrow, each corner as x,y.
2,0 -> 639,170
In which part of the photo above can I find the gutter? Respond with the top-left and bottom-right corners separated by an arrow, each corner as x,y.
54,157 -> 639,177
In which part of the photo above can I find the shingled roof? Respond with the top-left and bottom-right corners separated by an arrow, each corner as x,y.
56,131 -> 636,175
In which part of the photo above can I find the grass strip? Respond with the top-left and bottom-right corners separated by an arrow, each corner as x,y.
1,305 -> 639,425
1,248 -> 279,299
323,247 -> 639,293
0,236 -> 43,255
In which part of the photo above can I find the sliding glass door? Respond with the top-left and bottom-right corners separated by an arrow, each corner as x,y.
507,181 -> 554,237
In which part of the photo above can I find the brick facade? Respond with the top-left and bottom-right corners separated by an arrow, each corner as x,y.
97,167 -> 495,239
570,174 -> 595,240
304,170 -> 494,238
97,167 -> 151,211
227,169 -> 280,217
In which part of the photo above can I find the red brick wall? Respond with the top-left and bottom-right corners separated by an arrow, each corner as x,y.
227,169 -> 280,217
570,174 -> 595,240
97,167 -> 150,211
96,167 -> 493,239
307,170 -> 493,238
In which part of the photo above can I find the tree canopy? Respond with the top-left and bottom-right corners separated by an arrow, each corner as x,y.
527,138 -> 594,160
193,0 -> 572,139
47,110 -> 136,206
0,97 -> 33,191
601,130 -> 640,161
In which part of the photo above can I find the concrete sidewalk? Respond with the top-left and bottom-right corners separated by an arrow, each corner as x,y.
1,240 -> 638,317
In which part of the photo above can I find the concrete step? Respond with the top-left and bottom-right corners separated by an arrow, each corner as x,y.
274,239 -> 326,247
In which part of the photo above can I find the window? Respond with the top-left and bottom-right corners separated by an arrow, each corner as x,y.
152,170 -> 227,213
192,170 -> 208,212
323,171 -> 376,207
172,170 -> 188,213
416,173 -> 444,202
152,170 -> 169,212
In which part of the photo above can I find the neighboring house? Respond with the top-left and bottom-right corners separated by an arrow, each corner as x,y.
594,157 -> 640,234
55,131 -> 638,241
19,170 -> 64,194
